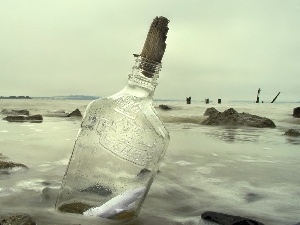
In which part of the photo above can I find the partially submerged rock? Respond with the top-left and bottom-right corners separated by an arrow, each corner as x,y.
0,160 -> 28,170
1,109 -> 30,116
293,107 -> 300,118
67,108 -> 82,117
0,213 -> 36,225
3,115 -> 43,123
201,211 -> 265,225
201,108 -> 276,128
284,129 -> 300,137
58,202 -> 92,214
159,104 -> 171,110
41,187 -> 59,200
204,107 -> 219,116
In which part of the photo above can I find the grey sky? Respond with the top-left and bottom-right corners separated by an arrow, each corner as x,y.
1,0 -> 299,102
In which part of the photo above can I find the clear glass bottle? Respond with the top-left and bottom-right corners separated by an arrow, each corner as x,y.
55,56 -> 170,221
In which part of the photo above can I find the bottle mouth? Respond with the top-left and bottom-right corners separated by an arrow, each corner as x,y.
135,56 -> 162,78
129,56 -> 161,91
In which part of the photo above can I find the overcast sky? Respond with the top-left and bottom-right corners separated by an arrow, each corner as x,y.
1,1 -> 299,102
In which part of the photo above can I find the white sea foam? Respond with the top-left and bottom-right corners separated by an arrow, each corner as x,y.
0,99 -> 300,225
16,179 -> 46,191
0,188 -> 22,197
175,160 -> 193,166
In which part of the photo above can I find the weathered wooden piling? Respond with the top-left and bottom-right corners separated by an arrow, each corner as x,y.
271,92 -> 280,103
186,96 -> 191,104
256,88 -> 261,103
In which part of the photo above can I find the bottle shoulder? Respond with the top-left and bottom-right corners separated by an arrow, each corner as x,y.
82,95 -> 169,139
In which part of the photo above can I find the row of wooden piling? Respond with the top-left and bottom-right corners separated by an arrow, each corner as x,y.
185,88 -> 281,104
186,97 -> 221,104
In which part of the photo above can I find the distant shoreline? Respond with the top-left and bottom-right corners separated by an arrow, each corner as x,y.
0,96 -> 31,99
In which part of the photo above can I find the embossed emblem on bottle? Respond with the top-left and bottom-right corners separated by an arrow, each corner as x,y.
113,95 -> 140,119
96,117 -> 158,166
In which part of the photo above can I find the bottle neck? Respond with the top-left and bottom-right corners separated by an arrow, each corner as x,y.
127,56 -> 162,96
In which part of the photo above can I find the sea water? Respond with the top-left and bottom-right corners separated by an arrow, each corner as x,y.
0,99 -> 300,225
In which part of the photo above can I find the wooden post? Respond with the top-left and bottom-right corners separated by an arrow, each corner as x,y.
271,92 -> 280,103
186,96 -> 191,104
218,99 -> 221,104
256,88 -> 261,103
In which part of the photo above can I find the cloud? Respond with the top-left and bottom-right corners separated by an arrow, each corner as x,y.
0,1 -> 299,101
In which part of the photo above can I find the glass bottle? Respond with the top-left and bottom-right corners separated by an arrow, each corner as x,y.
55,55 -> 170,221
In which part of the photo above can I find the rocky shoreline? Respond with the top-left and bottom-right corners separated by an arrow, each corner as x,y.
1,108 -> 82,123
1,105 -> 299,224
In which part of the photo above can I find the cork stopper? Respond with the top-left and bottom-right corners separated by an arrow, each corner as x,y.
140,16 -> 169,62
139,16 -> 169,77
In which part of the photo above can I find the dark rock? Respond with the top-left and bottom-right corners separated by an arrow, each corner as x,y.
67,108 -> 82,117
28,115 -> 43,120
137,168 -> 151,176
293,107 -> 300,118
3,115 -> 26,122
3,114 -> 43,123
201,108 -> 276,128
284,129 -> 300,137
293,223 -> 300,225
245,193 -> 264,203
0,160 -> 28,169
204,107 -> 219,116
159,104 -> 171,110
1,109 -> 30,116
41,181 -> 52,186
41,187 -> 59,200
201,211 -> 265,225
0,213 -> 36,225
58,202 -> 92,214
79,183 -> 112,196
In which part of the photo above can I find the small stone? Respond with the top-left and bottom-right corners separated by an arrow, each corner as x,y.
67,109 -> 82,117
58,202 -> 92,214
201,211 -> 265,225
137,168 -> 151,176
41,187 -> 59,200
284,129 -> 300,137
293,107 -> 300,118
245,193 -> 264,203
159,104 -> 171,110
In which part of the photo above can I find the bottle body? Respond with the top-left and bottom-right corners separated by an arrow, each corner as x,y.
55,58 -> 169,221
